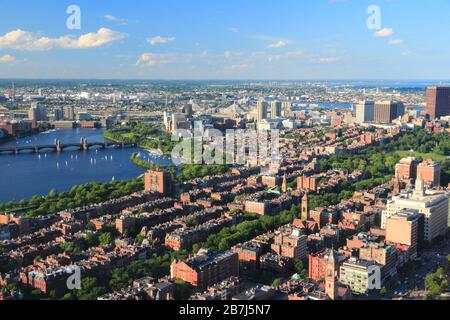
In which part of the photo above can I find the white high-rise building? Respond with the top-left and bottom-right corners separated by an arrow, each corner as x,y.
355,101 -> 374,123
163,111 -> 170,130
382,174 -> 449,243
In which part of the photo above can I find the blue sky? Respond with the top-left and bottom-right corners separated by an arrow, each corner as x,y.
0,0 -> 449,79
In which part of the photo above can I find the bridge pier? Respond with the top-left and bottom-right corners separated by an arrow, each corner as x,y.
82,138 -> 89,151
55,139 -> 62,153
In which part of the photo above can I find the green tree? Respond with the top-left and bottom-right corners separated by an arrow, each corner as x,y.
75,278 -> 106,300
272,278 -> 283,288
99,232 -> 113,247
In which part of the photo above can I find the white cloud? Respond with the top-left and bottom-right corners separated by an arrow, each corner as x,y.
104,14 -> 128,25
268,40 -> 290,48
147,36 -> 176,45
0,54 -> 16,64
316,57 -> 339,63
0,28 -> 126,51
373,28 -> 394,38
136,53 -> 175,67
287,50 -> 305,57
388,39 -> 403,46
59,28 -> 127,49
229,27 -> 238,33
136,51 -> 210,68
217,63 -> 253,74
401,51 -> 415,56
248,34 -> 291,49
0,30 -> 53,51
224,51 -> 242,58
267,55 -> 282,63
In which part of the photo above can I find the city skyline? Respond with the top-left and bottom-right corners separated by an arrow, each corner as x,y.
1,0 -> 450,80
0,0 -> 449,305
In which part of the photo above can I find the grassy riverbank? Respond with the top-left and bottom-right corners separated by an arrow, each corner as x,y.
0,179 -> 144,217
130,152 -> 229,182
104,123 -> 176,156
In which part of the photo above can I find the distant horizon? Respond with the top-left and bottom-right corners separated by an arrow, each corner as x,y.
1,78 -> 450,82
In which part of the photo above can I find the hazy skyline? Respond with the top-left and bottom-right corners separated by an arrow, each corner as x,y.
1,0 -> 450,80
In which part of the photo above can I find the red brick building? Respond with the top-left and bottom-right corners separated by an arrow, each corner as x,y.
144,170 -> 172,196
261,176 -> 280,188
308,249 -> 347,281
310,208 -> 339,228
271,229 -> 307,260
245,201 -> 269,216
417,159 -> 441,187
297,175 -> 318,192
171,250 -> 239,290
232,241 -> 267,269
395,157 -> 418,183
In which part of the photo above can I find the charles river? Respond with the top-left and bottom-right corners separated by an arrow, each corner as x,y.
0,128 -> 172,203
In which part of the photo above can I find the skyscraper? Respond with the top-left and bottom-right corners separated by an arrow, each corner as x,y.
170,113 -> 187,132
11,81 -> 15,101
183,103 -> 193,118
374,101 -> 404,124
426,86 -> 450,119
355,101 -> 374,123
64,105 -> 75,121
270,101 -> 282,119
54,107 -> 64,121
28,102 -> 47,122
256,100 -> 268,122
381,175 -> 449,243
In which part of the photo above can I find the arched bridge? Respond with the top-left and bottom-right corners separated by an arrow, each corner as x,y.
0,138 -> 136,155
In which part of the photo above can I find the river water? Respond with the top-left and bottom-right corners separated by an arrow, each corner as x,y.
0,128 -> 172,203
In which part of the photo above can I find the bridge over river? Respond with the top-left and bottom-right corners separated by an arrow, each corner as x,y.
0,138 -> 136,155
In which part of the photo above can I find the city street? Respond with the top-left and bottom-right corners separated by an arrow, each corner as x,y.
391,238 -> 449,299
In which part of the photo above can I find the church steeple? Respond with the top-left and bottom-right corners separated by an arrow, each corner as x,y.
325,249 -> 338,300
301,192 -> 309,221
282,173 -> 288,193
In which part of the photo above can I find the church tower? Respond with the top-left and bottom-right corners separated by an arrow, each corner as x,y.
282,173 -> 288,193
325,249 -> 338,300
413,172 -> 425,199
393,175 -> 401,195
301,192 -> 309,221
